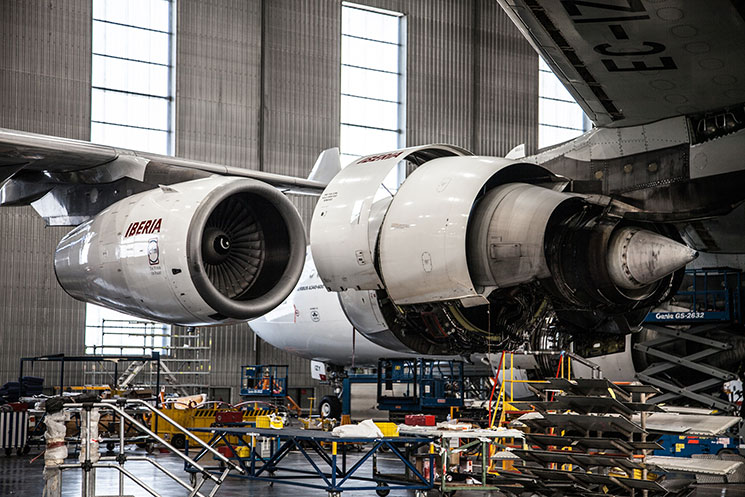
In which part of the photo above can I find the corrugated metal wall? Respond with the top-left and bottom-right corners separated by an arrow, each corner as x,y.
174,0 -> 262,401
0,0 -> 91,387
176,0 -> 262,167
476,0 -> 538,155
263,0 -> 341,231
257,0 -> 341,395
0,0 -> 538,401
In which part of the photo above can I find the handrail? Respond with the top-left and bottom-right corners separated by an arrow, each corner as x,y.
44,398 -> 246,497
115,398 -> 244,474
65,401 -> 223,484
65,400 -> 243,480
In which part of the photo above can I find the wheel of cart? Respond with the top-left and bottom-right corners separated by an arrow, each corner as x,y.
375,481 -> 390,496
172,433 -> 186,449
4,444 -> 29,456
135,439 -> 155,453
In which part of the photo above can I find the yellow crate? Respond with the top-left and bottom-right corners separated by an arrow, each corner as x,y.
375,422 -> 399,437
256,415 -> 271,428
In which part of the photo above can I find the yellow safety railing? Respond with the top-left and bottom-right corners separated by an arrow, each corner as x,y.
485,350 -> 577,474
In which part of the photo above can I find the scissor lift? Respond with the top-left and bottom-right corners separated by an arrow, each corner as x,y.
376,359 -> 464,414
240,365 -> 288,398
637,268 -> 743,412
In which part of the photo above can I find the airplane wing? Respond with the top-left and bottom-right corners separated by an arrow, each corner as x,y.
0,127 -> 327,225
497,0 -> 745,127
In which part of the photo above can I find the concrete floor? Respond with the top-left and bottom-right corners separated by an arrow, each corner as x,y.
2,448 -> 744,497
0,447 -> 450,497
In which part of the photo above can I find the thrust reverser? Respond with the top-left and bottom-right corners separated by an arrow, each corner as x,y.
311,146 -> 697,355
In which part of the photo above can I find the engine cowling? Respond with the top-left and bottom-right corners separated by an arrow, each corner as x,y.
312,147 -> 697,354
54,176 -> 306,325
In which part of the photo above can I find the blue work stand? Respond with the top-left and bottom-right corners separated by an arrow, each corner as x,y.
185,426 -> 436,496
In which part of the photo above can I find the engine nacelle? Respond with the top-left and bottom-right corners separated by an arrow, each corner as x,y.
311,146 -> 697,354
54,176 -> 306,325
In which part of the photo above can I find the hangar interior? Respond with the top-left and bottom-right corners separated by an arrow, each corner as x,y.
0,0 -> 539,399
0,0 -> 743,496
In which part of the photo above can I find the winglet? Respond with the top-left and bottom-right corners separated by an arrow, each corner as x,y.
505,143 -> 526,160
308,147 -> 341,184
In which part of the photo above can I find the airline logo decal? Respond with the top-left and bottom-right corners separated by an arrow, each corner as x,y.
125,218 -> 162,237
147,239 -> 160,265
357,151 -> 402,164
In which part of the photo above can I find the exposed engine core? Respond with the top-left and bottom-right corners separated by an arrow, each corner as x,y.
315,147 -> 697,355
54,176 -> 306,325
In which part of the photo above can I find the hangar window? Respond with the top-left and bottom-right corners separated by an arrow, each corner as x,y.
538,57 -> 590,148
340,2 -> 406,173
87,0 -> 174,356
90,0 -> 175,155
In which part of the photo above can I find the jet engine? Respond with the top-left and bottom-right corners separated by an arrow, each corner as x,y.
54,176 -> 306,325
311,146 -> 697,355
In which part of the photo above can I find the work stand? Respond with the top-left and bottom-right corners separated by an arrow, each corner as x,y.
512,378 -> 670,497
186,426 -> 435,496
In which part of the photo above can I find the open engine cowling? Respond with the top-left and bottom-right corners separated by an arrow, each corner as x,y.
54,176 -> 306,325
313,147 -> 697,355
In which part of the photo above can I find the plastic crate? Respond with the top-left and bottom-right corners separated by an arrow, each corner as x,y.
256,415 -> 271,428
375,422 -> 399,437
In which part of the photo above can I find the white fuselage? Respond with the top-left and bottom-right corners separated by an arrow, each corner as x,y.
250,248 -> 412,366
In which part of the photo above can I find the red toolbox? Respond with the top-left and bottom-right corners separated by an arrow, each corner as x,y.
215,411 -> 243,424
217,445 -> 236,458
405,414 -> 437,426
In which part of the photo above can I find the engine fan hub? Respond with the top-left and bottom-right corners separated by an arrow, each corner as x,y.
202,227 -> 232,264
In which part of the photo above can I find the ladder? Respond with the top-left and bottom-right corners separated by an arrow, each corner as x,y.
117,361 -> 147,389
117,360 -> 189,397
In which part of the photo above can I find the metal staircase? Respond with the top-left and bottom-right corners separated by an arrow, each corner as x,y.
117,360 -> 190,396
117,361 -> 147,389
44,398 -> 243,497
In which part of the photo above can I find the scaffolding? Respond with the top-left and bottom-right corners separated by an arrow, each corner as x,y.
638,267 -> 743,412
84,323 -> 211,396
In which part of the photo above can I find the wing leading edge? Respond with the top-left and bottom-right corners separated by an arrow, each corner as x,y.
498,0 -> 745,127
0,127 -> 327,225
